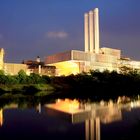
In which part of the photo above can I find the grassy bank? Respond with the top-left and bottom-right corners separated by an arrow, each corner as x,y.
1,69 -> 140,100
0,84 -> 55,94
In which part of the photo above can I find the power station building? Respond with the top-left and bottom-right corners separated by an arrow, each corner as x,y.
0,8 -> 140,76
45,8 -> 140,76
0,49 -> 56,76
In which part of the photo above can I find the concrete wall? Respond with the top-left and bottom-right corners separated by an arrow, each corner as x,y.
100,48 -> 121,59
45,49 -> 140,75
45,51 -> 71,64
45,50 -> 120,75
4,63 -> 27,75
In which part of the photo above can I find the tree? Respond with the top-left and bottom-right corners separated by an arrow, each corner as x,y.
119,66 -> 133,74
29,73 -> 42,84
17,70 -> 27,84
0,70 -> 5,75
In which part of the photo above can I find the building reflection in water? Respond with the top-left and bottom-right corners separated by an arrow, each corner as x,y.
0,104 -> 19,127
1,97 -> 140,139
0,109 -> 3,127
45,98 -> 132,140
36,103 -> 42,114
85,118 -> 100,140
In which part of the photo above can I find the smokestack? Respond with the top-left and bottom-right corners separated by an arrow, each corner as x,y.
89,10 -> 94,53
94,8 -> 99,53
84,13 -> 89,52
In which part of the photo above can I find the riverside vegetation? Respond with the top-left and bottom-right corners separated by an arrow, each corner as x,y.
0,67 -> 140,100
0,70 -> 54,94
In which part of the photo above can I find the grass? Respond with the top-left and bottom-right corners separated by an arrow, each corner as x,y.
0,84 -> 55,95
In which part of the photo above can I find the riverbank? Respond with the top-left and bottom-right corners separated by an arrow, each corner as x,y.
0,84 -> 55,94
0,69 -> 140,99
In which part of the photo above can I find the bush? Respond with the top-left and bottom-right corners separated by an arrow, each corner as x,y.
17,70 -> 27,84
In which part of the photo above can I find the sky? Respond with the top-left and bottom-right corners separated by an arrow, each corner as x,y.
0,0 -> 140,63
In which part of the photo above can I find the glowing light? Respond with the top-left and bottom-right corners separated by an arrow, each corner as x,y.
0,109 -> 3,127
48,99 -> 80,113
48,61 -> 79,76
108,100 -> 114,107
100,100 -> 105,106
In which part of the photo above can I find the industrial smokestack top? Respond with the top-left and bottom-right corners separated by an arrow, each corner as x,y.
94,8 -> 99,12
84,8 -> 100,54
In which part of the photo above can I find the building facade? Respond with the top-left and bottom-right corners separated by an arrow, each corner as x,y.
4,63 -> 28,75
23,59 -> 56,76
0,48 -> 4,70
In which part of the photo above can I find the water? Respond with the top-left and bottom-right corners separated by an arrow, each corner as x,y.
0,97 -> 140,140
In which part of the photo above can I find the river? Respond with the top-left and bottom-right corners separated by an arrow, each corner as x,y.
0,96 -> 140,140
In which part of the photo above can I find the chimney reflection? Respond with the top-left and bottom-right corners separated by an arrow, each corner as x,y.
96,117 -> 100,140
85,120 -> 90,140
85,118 -> 100,140
45,99 -> 125,140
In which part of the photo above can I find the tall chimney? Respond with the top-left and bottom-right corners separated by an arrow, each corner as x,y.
89,10 -> 94,53
94,8 -> 99,54
84,13 -> 89,52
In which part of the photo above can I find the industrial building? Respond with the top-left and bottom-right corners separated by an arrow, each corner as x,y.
0,8 -> 140,76
23,57 -> 56,76
45,8 -> 140,76
0,49 -> 56,76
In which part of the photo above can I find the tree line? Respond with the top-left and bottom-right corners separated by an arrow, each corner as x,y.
0,67 -> 140,98
0,70 -> 51,85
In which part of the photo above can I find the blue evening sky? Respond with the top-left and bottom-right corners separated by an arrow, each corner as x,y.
0,0 -> 140,62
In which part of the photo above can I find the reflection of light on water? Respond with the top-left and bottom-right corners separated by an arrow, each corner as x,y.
0,109 -> 3,127
100,100 -> 105,106
130,101 -> 140,108
131,102 -> 134,108
52,99 -> 80,113
36,103 -> 41,114
45,96 -> 140,140
47,96 -> 140,120
108,100 -> 114,107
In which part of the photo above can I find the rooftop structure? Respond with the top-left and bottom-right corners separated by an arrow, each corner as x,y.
23,57 -> 56,76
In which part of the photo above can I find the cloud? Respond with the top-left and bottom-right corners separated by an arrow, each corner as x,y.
46,31 -> 68,39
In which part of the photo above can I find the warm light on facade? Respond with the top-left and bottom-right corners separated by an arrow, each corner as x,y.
0,48 -> 4,70
48,61 -> 79,76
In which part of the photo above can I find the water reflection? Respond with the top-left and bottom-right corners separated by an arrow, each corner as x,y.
0,109 -> 3,126
36,103 -> 41,114
0,96 -> 140,140
44,97 -> 140,140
